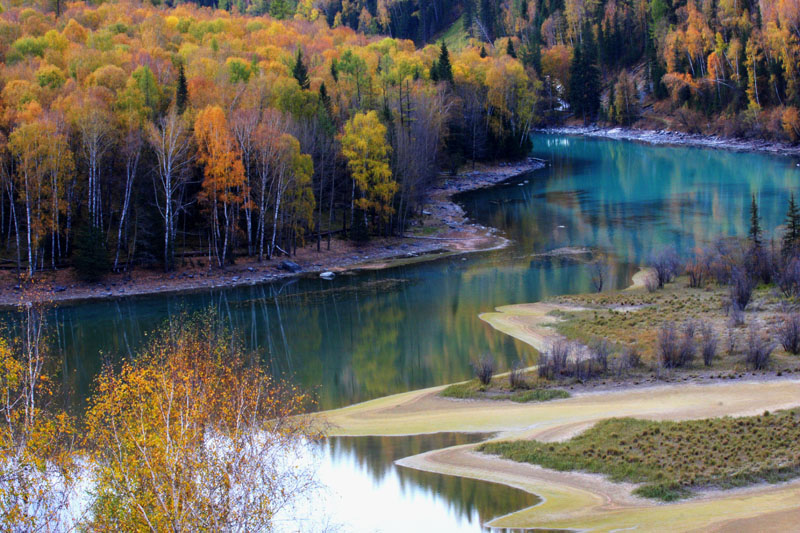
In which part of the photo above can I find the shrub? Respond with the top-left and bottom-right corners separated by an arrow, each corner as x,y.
509,359 -> 527,389
538,340 -> 571,379
729,268 -> 754,311
590,260 -> 607,293
471,354 -> 496,386
699,323 -> 718,366
658,322 -> 679,368
746,328 -> 774,370
644,271 -> 659,293
777,314 -> 800,355
678,321 -> 697,367
685,247 -> 712,288
649,248 -> 681,289
659,321 -> 696,368
775,257 -> 800,297
726,323 -> 737,355
590,338 -> 611,374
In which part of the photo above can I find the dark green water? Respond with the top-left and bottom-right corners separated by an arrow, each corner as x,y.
9,133 -> 800,411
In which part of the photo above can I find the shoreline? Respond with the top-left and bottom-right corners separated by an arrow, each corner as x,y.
543,125 -> 800,157
0,159 -> 544,308
320,376 -> 800,531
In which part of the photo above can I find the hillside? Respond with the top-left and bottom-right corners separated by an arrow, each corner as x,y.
0,0 -> 537,278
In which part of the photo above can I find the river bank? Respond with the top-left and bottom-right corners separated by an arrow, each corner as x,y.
0,159 -> 544,308
544,125 -> 800,157
319,370 -> 800,531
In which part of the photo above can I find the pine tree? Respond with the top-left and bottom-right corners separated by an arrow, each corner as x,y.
568,43 -> 585,117
569,24 -> 601,123
479,0 -> 495,42
437,42 -> 453,83
330,59 -> 339,83
293,48 -> 310,90
581,23 -> 601,120
506,38 -> 516,58
783,193 -> 800,256
319,82 -> 332,116
430,60 -> 440,81
463,0 -> 475,37
750,194 -> 762,247
176,62 -> 188,114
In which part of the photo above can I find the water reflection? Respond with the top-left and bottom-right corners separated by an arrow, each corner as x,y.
278,433 -> 541,532
6,134 -> 800,413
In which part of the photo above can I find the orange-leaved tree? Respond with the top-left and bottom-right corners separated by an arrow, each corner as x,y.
195,106 -> 248,267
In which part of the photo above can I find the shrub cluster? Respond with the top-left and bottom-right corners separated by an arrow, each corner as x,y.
538,339 -> 639,381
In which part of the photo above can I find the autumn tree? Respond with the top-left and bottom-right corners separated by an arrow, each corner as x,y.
0,301 -> 79,531
147,108 -> 192,271
8,119 -> 73,277
195,106 -> 248,266
341,111 -> 396,235
85,313 -> 321,531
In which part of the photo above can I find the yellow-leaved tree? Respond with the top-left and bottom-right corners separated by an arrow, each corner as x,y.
341,110 -> 395,236
0,300 -> 78,531
85,312 -> 321,532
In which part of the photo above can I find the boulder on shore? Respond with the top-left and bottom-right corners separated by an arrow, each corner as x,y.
279,260 -> 302,273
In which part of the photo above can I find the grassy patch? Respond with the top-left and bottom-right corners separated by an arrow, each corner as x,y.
550,277 -> 800,371
480,408 -> 800,501
440,379 -> 569,403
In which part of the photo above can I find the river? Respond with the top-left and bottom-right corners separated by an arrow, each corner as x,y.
7,133 -> 800,530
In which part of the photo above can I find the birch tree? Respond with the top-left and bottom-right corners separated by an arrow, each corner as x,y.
147,108 -> 192,272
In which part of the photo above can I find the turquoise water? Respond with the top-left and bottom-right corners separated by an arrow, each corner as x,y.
10,134 -> 800,412
7,133 -> 799,531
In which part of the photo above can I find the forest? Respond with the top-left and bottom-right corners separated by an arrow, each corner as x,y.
6,0 -> 800,278
0,0 -> 538,278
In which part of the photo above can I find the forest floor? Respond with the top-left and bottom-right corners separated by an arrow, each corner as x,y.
544,124 -> 800,157
0,159 -> 544,307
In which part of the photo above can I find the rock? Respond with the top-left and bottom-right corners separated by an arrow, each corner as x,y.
319,271 -> 335,280
279,260 -> 302,273
53,285 -> 67,293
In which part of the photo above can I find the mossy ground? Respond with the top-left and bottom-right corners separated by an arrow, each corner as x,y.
481,408 -> 800,501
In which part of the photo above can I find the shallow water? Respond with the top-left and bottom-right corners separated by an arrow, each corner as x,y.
275,433 -> 541,532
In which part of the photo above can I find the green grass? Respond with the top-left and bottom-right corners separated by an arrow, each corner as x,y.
436,14 -> 469,51
440,379 -> 569,403
480,408 -> 800,501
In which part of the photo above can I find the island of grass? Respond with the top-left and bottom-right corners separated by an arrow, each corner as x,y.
441,379 -> 570,402
480,408 -> 800,501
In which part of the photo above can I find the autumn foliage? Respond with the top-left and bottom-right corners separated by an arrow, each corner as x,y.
0,0 -> 540,278
0,307 -> 320,530
86,313 -> 320,530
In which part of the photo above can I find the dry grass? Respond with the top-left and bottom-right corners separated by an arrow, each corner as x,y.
551,277 -> 800,371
